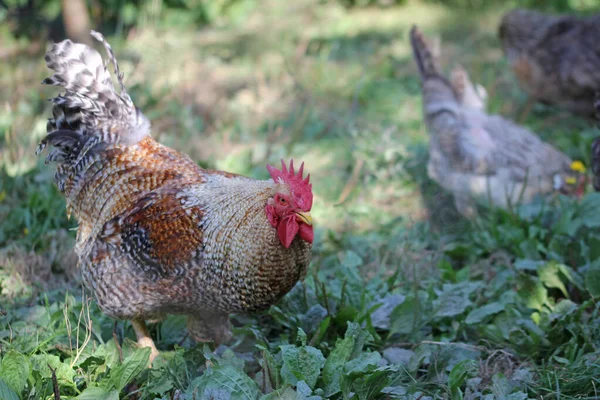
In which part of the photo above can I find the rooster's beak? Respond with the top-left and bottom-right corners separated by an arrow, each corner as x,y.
295,211 -> 313,226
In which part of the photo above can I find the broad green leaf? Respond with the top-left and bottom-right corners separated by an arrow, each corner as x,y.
586,260 -> 600,297
448,359 -> 477,396
555,215 -> 581,238
465,302 -> 505,325
30,354 -> 75,383
537,262 -> 568,297
555,263 -> 584,289
279,344 -> 325,389
434,293 -> 471,318
321,322 -> 373,396
369,294 -> 405,330
109,346 -> 150,391
345,322 -> 373,358
389,295 -> 421,335
146,377 -> 174,396
443,242 -> 472,259
351,366 -> 395,400
260,386 -> 297,400
432,283 -> 480,319
588,234 -> 600,261
576,193 -> 600,228
340,250 -> 363,269
0,377 -> 19,400
76,387 -> 120,400
0,350 -> 30,395
259,384 -> 322,400
92,340 -> 121,369
514,259 -> 543,271
322,334 -> 354,396
300,304 -> 328,335
296,328 -> 308,346
334,306 -> 358,328
296,381 -> 312,396
192,364 -> 260,400
490,373 -> 513,398
344,352 -> 381,375
518,276 -> 548,311
382,348 -> 414,366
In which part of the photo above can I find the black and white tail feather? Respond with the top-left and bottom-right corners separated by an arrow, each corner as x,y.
36,31 -> 150,198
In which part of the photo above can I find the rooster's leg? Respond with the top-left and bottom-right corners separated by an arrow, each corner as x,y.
131,319 -> 160,364
187,311 -> 232,347
113,321 -> 123,362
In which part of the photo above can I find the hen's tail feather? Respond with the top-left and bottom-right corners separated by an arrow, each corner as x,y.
409,25 -> 441,81
40,30 -> 148,145
37,30 -> 150,209
409,25 -> 459,120
592,93 -> 600,191
90,30 -> 128,97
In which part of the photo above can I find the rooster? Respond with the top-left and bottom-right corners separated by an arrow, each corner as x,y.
499,8 -> 600,116
37,31 -> 314,362
409,26 -> 585,218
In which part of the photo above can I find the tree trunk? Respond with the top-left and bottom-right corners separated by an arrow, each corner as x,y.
61,0 -> 92,45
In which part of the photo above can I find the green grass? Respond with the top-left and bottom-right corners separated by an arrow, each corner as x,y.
2,0 -> 600,399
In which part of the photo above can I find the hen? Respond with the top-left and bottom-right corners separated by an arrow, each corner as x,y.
499,8 -> 600,116
37,32 -> 314,362
409,26 -> 584,218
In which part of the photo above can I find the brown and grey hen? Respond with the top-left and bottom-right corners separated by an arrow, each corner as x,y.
36,32 -> 314,363
499,8 -> 600,116
410,26 -> 584,218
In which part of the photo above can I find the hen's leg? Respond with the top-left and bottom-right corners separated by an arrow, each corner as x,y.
454,195 -> 477,219
113,321 -> 123,362
131,319 -> 160,364
187,311 -> 232,346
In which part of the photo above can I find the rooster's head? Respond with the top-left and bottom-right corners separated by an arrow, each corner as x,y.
265,159 -> 313,248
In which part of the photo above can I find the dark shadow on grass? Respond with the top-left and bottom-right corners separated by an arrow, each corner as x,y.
402,144 -> 471,235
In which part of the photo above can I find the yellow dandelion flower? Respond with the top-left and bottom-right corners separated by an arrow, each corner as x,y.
570,160 -> 586,173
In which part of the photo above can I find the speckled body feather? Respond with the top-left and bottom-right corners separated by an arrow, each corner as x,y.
410,26 -> 577,217
37,32 -> 312,342
499,9 -> 600,115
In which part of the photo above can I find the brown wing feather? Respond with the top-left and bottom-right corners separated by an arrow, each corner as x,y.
99,186 -> 205,278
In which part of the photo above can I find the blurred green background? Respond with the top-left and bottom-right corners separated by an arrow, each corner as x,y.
2,0 -> 600,399
2,0 -> 598,252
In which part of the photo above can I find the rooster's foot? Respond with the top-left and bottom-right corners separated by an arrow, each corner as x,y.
131,319 -> 160,366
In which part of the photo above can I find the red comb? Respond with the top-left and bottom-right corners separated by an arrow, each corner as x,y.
267,159 -> 313,210
267,159 -> 311,186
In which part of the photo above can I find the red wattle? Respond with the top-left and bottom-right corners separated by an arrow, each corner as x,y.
278,216 -> 299,248
299,223 -> 313,244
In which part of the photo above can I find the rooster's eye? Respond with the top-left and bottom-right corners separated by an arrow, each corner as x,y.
279,197 -> 287,205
